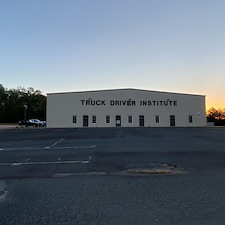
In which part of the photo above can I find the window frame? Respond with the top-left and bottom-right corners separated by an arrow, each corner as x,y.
106,115 -> 110,124
189,115 -> 193,123
72,115 -> 77,124
128,115 -> 133,124
92,115 -> 97,124
155,115 -> 160,123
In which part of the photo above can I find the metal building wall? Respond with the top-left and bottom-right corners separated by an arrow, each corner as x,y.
47,89 -> 206,128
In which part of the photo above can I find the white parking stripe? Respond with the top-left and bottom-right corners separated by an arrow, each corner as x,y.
0,145 -> 96,151
53,145 -> 96,149
0,160 -> 90,166
45,138 -> 65,149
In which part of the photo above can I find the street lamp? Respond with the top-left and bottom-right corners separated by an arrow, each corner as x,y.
24,104 -> 28,120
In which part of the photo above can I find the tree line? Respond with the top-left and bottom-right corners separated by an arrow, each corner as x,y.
207,107 -> 225,126
0,84 -> 46,123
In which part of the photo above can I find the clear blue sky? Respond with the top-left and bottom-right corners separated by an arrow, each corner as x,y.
1,0 -> 225,109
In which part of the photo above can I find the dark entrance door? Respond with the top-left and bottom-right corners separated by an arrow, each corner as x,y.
139,115 -> 144,127
83,115 -> 89,127
116,115 -> 121,127
170,115 -> 175,127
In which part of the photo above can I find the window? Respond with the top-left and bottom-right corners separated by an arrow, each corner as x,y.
128,115 -> 133,123
92,115 -> 96,124
189,115 -> 193,123
155,115 -> 160,123
106,115 -> 110,124
72,115 -> 77,123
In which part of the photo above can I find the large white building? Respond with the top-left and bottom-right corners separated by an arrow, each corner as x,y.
47,88 -> 206,128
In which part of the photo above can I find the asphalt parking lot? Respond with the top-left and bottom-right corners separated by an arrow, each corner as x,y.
0,127 -> 225,225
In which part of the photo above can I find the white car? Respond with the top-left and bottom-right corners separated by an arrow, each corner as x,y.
29,119 -> 46,127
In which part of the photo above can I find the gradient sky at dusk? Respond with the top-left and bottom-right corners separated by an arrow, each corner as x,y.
1,0 -> 225,110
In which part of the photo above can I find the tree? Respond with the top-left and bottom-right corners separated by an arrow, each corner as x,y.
207,107 -> 225,126
0,84 -> 46,123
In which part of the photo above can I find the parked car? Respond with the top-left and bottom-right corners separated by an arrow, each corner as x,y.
18,120 -> 32,127
29,119 -> 46,127
18,119 -> 46,127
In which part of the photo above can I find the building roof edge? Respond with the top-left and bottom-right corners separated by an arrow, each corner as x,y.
47,88 -> 206,97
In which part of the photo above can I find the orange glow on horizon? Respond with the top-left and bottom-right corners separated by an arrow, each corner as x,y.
206,102 -> 225,111
205,93 -> 225,111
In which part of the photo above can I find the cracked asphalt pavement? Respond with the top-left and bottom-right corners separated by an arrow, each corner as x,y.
0,127 -> 225,225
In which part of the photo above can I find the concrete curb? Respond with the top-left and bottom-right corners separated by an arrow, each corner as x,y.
0,125 -> 17,129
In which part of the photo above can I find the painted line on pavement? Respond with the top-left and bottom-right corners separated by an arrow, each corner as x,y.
0,160 -> 90,166
45,138 -> 65,149
0,145 -> 96,151
53,145 -> 96,149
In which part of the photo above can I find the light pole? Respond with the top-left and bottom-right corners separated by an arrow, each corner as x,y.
24,104 -> 27,120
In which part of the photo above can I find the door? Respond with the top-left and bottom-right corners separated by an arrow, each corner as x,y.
139,115 -> 144,127
83,115 -> 89,127
170,115 -> 175,127
116,115 -> 121,127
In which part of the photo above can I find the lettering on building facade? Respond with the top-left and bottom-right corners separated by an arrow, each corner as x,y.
81,99 -> 178,106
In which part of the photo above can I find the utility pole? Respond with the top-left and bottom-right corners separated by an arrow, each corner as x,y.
24,104 -> 27,120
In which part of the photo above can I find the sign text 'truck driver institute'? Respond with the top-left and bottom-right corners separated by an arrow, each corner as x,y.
81,99 -> 178,107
